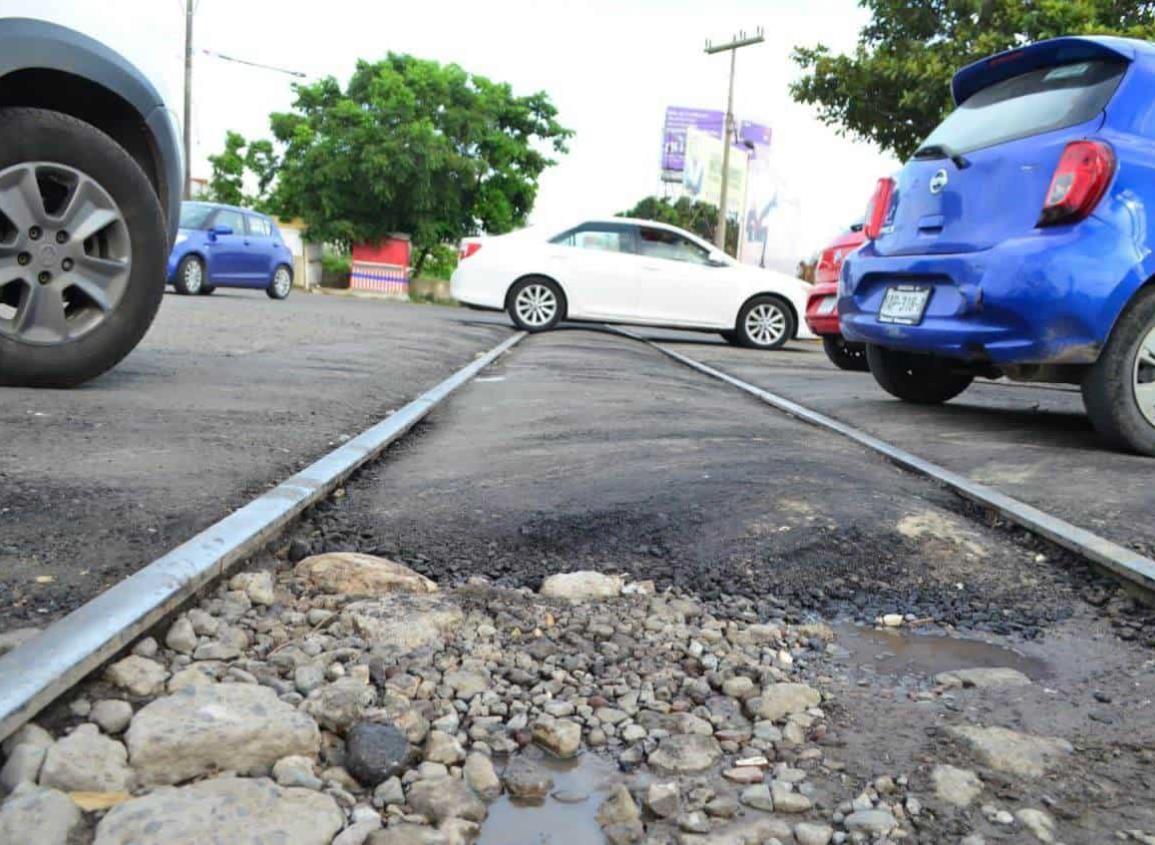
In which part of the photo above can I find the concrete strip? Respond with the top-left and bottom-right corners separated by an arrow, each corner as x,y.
0,332 -> 526,742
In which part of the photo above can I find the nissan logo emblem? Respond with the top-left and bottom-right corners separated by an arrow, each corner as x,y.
929,169 -> 949,195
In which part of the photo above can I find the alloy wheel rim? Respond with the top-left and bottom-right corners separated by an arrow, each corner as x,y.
745,303 -> 786,347
184,259 -> 203,293
275,268 -> 291,296
0,162 -> 132,345
515,284 -> 557,327
1135,324 -> 1155,428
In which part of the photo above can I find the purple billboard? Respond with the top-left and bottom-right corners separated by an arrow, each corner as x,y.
662,106 -> 772,180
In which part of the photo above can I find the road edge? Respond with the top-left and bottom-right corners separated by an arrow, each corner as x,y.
0,331 -> 526,741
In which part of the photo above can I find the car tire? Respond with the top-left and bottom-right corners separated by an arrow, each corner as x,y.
0,107 -> 166,388
719,330 -> 740,346
199,284 -> 216,296
173,255 -> 205,295
267,264 -> 292,300
507,276 -> 564,332
822,335 -> 870,371
735,295 -> 795,350
865,344 -> 974,404
1082,287 -> 1155,456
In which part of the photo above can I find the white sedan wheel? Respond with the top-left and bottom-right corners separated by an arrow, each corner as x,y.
514,283 -> 558,329
744,302 -> 788,347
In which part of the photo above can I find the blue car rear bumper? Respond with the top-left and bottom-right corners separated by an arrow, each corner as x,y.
839,216 -> 1143,366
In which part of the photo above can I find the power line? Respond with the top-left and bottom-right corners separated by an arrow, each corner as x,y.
200,48 -> 308,79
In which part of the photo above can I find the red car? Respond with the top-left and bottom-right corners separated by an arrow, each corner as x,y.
805,224 -> 868,370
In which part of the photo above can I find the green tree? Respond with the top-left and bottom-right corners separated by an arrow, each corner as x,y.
618,196 -> 738,257
268,54 -> 572,275
791,1 -> 1155,160
204,131 -> 279,210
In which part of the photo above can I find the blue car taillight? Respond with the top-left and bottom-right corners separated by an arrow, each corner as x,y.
1038,140 -> 1115,227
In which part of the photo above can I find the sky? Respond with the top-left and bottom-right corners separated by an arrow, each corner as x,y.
23,0 -> 900,258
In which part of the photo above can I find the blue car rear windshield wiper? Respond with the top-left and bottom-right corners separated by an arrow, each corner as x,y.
913,143 -> 971,170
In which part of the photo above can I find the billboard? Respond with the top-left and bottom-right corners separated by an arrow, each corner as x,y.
662,107 -> 724,181
682,127 -> 747,212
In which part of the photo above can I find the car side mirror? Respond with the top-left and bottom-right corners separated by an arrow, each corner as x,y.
210,224 -> 234,237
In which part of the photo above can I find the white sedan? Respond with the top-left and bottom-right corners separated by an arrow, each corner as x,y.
450,218 -> 814,350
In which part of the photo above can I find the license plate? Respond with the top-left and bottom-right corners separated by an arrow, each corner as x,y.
878,285 -> 931,325
817,296 -> 838,316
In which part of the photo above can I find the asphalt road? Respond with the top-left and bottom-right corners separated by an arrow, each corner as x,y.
640,328 -> 1155,559
0,290 -> 512,630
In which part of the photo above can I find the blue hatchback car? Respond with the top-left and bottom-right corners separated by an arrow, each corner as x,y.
842,36 -> 1155,456
168,202 -> 294,300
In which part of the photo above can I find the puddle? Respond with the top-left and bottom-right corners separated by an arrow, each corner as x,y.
832,623 -> 1049,680
477,753 -> 621,845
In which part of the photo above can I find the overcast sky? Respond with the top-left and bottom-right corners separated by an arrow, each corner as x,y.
26,0 -> 901,256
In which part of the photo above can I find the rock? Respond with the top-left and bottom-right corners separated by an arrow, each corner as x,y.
39,724 -> 132,792
1016,808 -> 1056,843
443,670 -> 488,700
739,783 -> 774,811
647,734 -> 722,775
646,782 -> 680,818
932,764 -> 983,807
274,755 -> 324,790
424,730 -> 466,765
126,683 -> 320,785
721,676 -> 756,699
367,825 -> 450,845
539,571 -> 624,602
596,707 -> 628,725
168,665 -> 214,692
745,683 -> 821,723
503,758 -> 553,801
1,723 -> 52,757
532,717 -> 582,758
333,819 -> 383,845
794,822 -> 834,845
0,741 -> 46,793
244,570 -> 277,605
407,777 -> 486,823
844,809 -> 897,835
132,637 -> 159,658
165,616 -> 198,654
677,811 -> 711,833
882,613 -> 904,627
947,725 -> 1073,778
0,628 -> 39,657
296,553 -> 437,596
93,776 -> 343,845
696,816 -> 794,844
373,776 -> 405,807
464,753 -> 501,801
935,668 -> 1033,689
0,784 -> 82,845
722,766 -> 764,784
90,699 -> 134,735
597,785 -> 644,844
341,596 -> 463,655
105,655 -> 169,697
304,678 -> 377,734
346,722 -> 417,787
770,781 -> 812,813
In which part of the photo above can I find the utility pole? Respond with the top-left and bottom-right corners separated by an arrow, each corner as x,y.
704,28 -> 764,252
183,0 -> 194,200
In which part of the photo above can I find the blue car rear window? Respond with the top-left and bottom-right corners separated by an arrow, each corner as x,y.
921,59 -> 1127,156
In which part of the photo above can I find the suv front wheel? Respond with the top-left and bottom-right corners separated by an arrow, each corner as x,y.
0,108 -> 165,387
1082,287 -> 1155,456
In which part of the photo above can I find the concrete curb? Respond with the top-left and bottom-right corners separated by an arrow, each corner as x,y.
0,331 -> 526,741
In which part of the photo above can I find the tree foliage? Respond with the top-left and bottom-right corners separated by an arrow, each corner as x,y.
618,196 -> 739,257
268,54 -> 572,274
204,131 -> 277,210
791,0 -> 1155,160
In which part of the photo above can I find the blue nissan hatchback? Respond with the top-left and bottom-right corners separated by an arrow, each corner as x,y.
842,36 -> 1155,456
167,202 -> 294,300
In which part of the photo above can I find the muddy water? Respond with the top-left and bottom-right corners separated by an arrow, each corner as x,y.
477,754 -> 622,845
832,623 -> 1050,680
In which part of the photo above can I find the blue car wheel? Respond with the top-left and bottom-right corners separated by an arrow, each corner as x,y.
173,254 -> 204,296
1083,288 -> 1155,456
